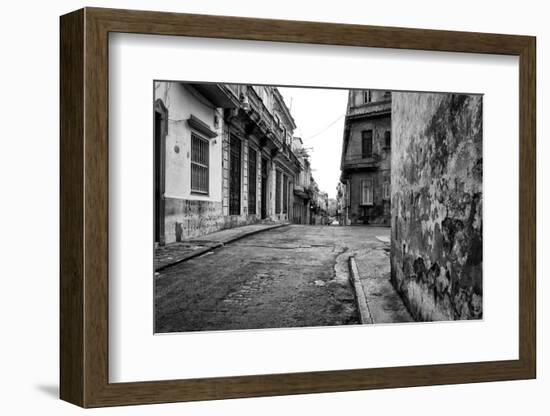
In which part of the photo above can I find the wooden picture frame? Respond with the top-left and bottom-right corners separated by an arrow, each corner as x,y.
60,7 -> 536,408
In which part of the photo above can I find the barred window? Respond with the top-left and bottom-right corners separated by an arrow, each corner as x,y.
191,133 -> 209,194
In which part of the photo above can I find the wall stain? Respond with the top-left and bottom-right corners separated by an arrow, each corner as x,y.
391,93 -> 483,321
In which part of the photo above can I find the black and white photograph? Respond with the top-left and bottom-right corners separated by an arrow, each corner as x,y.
153,82 -> 483,333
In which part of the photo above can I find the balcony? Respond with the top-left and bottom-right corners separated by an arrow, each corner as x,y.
245,86 -> 285,149
293,184 -> 309,200
347,98 -> 391,119
342,153 -> 382,172
222,84 -> 302,167
189,83 -> 240,109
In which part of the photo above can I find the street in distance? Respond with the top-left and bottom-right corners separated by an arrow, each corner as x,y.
153,81 -> 483,333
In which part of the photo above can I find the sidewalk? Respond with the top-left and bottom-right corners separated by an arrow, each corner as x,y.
349,234 -> 413,324
155,223 -> 289,271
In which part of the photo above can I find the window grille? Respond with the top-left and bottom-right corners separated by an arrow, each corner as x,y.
191,133 -> 209,194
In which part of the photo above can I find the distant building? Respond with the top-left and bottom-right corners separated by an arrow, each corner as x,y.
154,82 -> 303,245
327,198 -> 338,217
339,90 -> 392,226
291,137 -> 312,225
309,183 -> 329,225
336,182 -> 347,225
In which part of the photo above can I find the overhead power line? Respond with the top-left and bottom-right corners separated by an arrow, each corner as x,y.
302,113 -> 346,141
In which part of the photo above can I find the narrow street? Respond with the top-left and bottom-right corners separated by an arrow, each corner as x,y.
155,224 -> 411,333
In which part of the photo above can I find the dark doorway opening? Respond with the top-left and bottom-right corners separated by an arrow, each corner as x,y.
154,100 -> 167,246
229,135 -> 242,216
248,147 -> 257,215
261,157 -> 268,219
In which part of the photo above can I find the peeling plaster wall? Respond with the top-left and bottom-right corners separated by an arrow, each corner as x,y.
390,92 -> 483,321
164,198 -> 224,242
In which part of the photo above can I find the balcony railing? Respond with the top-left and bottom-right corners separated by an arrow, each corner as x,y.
245,86 -> 287,147
347,98 -> 391,118
226,83 -> 242,98
342,153 -> 382,170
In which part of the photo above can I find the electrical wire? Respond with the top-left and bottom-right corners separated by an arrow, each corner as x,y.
302,113 -> 346,141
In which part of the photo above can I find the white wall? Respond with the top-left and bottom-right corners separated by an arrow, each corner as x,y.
155,82 -> 223,202
0,1 -> 546,415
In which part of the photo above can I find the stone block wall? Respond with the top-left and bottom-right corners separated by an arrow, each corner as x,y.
390,92 -> 483,321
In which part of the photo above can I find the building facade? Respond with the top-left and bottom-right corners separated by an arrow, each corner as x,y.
291,137 -> 312,225
309,182 -> 329,225
154,82 -> 303,245
339,89 -> 392,226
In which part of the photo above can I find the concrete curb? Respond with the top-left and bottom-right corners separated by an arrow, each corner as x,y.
155,223 -> 290,272
348,256 -> 374,324
155,243 -> 223,273
218,223 -> 290,245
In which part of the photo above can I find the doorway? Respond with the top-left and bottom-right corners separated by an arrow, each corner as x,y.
261,157 -> 268,219
229,135 -> 242,216
154,100 -> 167,246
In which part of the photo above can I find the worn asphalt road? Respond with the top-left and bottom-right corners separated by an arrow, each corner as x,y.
155,224 -> 407,333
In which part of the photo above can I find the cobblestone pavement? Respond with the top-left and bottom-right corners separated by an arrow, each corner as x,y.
155,224 -> 410,333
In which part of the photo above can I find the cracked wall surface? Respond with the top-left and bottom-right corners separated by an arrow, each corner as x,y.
390,92 -> 483,321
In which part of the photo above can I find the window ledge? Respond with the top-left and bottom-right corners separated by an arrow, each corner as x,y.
187,114 -> 217,139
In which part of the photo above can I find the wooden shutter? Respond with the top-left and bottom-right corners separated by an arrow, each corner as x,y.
362,179 -> 373,205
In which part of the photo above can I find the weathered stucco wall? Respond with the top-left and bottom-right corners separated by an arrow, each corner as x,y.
390,92 -> 483,321
154,82 -> 224,202
154,82 -> 226,244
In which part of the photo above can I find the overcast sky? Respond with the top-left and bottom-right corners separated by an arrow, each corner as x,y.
278,86 -> 349,200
